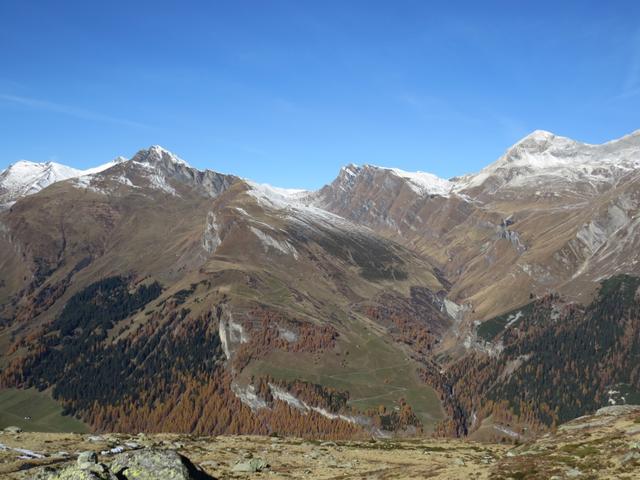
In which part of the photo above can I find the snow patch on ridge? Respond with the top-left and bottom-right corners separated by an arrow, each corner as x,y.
247,181 -> 363,227
245,181 -> 309,210
249,226 -> 299,259
112,175 -> 135,187
246,181 -> 365,234
73,172 -> 136,194
1,156 -> 130,205
72,175 -> 107,194
383,167 -> 454,197
341,164 -> 359,177
82,156 -> 128,175
127,159 -> 178,195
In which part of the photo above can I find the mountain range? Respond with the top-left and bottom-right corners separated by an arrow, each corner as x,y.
1,130 -> 639,440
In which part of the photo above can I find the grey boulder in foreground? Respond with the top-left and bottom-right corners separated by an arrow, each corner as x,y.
43,449 -> 215,480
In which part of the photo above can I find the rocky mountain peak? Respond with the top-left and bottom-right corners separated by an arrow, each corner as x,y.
328,163 -> 362,192
454,130 -> 605,195
517,129 -> 556,144
503,129 -> 579,159
327,163 -> 453,199
130,145 -> 190,169
339,163 -> 361,177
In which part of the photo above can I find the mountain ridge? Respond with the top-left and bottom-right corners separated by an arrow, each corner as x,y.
3,128 -> 638,321
1,128 -> 640,440
4,128 -> 640,208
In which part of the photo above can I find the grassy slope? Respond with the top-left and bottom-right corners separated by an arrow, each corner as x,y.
1,185 -> 446,435
0,388 -> 89,433
222,198 -> 446,432
243,318 -> 445,431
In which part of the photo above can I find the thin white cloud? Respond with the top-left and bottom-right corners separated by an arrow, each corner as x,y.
615,87 -> 640,100
396,92 -> 480,125
209,135 -> 268,157
618,28 -> 640,99
0,93 -> 150,129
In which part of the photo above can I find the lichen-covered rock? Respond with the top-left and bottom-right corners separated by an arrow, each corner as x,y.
595,405 -> 640,416
42,450 -> 115,479
77,451 -> 98,470
110,449 -> 214,479
621,451 -> 640,465
231,457 -> 269,473
45,466 -> 117,479
43,449 -> 213,480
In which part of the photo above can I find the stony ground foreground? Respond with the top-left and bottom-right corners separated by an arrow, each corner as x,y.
0,406 -> 638,479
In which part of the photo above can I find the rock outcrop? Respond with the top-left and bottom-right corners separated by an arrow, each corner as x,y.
43,449 -> 214,480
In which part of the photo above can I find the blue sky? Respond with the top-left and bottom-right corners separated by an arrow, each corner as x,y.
1,1 -> 639,189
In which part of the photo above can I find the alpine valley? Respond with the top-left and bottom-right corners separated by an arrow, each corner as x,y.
1,130 -> 640,443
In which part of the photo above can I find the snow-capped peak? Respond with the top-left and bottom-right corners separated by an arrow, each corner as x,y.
0,155 -> 134,206
454,129 -> 640,195
5,160 -> 81,178
333,163 -> 453,197
245,180 -> 356,228
141,145 -> 190,167
82,156 -> 128,175
520,129 -> 556,142
381,166 -> 453,196
0,160 -> 83,204
507,129 -> 579,155
245,181 -> 309,209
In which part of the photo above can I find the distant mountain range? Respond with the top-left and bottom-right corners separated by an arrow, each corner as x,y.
1,130 -> 639,439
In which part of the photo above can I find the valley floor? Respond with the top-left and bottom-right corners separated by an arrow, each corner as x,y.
1,405 -> 639,479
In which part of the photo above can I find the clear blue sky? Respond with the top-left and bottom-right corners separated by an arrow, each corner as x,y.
1,1 -> 639,189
